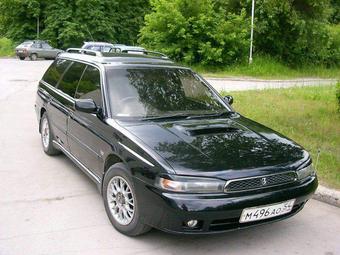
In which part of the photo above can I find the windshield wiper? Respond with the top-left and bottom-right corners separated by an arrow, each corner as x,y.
141,113 -> 190,121
186,110 -> 235,119
141,111 -> 236,121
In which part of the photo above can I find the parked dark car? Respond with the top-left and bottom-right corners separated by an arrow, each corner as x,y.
35,48 -> 318,236
16,40 -> 63,60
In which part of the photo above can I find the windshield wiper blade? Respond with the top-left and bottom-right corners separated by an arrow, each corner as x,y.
186,110 -> 235,119
141,113 -> 190,121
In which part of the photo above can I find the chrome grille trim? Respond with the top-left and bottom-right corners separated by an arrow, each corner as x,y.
224,171 -> 297,193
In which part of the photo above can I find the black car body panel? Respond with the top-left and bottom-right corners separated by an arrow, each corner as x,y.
35,51 -> 318,234
121,116 -> 309,177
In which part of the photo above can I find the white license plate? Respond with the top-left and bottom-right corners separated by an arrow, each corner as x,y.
239,199 -> 295,223
18,50 -> 23,53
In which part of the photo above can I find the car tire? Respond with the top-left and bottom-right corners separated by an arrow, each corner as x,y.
30,53 -> 37,61
40,113 -> 60,155
103,165 -> 151,236
19,56 -> 25,60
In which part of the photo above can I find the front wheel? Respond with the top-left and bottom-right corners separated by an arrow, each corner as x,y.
40,113 -> 60,155
103,165 -> 151,236
19,56 -> 25,60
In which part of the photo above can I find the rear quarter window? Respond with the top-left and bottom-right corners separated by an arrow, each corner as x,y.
42,59 -> 71,87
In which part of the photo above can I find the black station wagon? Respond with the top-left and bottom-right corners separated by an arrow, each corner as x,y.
35,48 -> 318,236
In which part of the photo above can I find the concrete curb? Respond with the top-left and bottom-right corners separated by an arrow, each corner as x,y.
313,185 -> 340,208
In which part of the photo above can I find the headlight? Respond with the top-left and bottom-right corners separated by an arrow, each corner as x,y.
297,164 -> 316,180
156,175 -> 225,193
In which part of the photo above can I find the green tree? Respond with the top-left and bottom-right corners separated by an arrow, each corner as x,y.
254,0 -> 333,65
0,0 -> 149,48
139,0 -> 249,66
0,0 -> 41,42
330,0 -> 340,24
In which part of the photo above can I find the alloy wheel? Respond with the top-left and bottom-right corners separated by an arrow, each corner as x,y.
106,176 -> 135,225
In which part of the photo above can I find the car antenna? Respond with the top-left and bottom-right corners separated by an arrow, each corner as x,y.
85,25 -> 94,41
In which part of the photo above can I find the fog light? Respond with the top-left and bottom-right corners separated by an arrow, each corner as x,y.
186,220 -> 198,228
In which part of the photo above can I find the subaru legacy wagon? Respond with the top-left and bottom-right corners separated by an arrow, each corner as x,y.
35,48 -> 318,236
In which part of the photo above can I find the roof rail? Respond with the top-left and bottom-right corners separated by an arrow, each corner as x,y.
66,48 -> 103,57
114,48 -> 169,59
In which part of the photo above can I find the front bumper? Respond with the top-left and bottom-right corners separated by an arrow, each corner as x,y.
134,175 -> 318,234
16,51 -> 28,58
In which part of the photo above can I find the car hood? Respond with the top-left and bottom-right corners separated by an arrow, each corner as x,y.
121,115 -> 309,179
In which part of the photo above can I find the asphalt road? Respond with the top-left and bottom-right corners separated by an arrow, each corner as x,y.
0,58 -> 339,255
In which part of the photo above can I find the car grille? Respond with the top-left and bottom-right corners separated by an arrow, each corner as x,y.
224,171 -> 297,192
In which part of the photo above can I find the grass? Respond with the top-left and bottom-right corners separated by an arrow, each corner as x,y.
193,55 -> 340,80
221,85 -> 340,189
0,37 -> 15,57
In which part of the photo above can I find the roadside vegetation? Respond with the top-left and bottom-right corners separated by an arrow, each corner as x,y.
0,0 -> 339,77
222,86 -> 340,189
193,55 -> 340,79
0,37 -> 15,57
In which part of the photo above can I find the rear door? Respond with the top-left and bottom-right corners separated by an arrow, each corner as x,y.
41,59 -> 71,147
41,43 -> 54,58
68,64 -> 106,178
31,43 -> 44,57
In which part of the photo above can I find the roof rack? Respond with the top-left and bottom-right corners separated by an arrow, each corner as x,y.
65,47 -> 170,59
66,48 -> 103,57
114,48 -> 169,59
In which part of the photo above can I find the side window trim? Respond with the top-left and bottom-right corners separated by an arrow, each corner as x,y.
51,57 -> 108,117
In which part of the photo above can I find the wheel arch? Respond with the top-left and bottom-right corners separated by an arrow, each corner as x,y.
39,107 -> 47,133
101,154 -> 126,193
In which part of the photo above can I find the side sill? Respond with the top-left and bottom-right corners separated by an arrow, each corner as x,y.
53,140 -> 101,184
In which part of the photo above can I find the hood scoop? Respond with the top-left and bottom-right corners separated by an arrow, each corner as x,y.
174,123 -> 240,136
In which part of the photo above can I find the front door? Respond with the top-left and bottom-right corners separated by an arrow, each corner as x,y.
68,64 -> 106,178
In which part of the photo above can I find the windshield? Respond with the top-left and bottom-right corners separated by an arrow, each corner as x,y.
17,42 -> 33,48
106,67 -> 228,119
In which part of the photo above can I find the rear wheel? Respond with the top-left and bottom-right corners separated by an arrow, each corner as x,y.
103,165 -> 151,236
40,113 -> 60,155
30,53 -> 37,61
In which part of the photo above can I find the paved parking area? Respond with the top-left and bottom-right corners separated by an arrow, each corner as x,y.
0,58 -> 339,255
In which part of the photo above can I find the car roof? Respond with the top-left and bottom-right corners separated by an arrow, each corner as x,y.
58,51 -> 177,67
83,41 -> 114,46
21,40 -> 46,44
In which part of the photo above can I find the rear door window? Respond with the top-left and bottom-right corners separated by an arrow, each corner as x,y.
32,43 -> 42,48
75,65 -> 102,107
42,59 -> 71,87
102,46 -> 112,52
57,62 -> 86,97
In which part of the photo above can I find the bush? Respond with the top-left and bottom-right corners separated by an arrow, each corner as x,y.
336,83 -> 340,112
327,25 -> 340,66
253,0 -> 333,66
139,0 -> 249,66
0,37 -> 14,56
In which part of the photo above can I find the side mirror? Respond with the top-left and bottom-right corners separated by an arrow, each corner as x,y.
224,95 -> 234,105
75,99 -> 98,113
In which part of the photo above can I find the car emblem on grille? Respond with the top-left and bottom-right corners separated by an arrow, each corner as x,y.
261,177 -> 267,185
